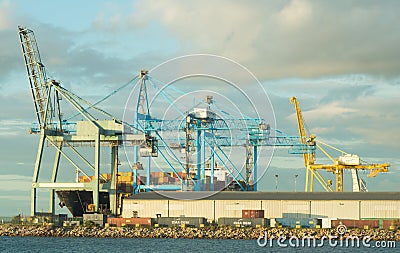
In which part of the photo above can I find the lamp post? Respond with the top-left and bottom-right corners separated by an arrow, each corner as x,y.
294,174 -> 298,192
275,174 -> 278,192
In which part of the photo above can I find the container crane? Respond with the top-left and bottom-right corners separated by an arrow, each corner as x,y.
18,26 -> 145,216
131,74 -> 316,193
290,96 -> 390,192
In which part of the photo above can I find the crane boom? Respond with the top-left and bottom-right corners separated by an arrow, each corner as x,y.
290,97 -> 315,167
18,26 -> 53,127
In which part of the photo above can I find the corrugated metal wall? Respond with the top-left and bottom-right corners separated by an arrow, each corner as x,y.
311,200 -> 359,219
214,200 -> 261,219
168,200 -> 214,219
360,200 -> 400,219
123,198 -> 400,221
122,200 -> 169,218
262,200 -> 311,218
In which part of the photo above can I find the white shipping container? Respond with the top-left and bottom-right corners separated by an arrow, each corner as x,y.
321,218 -> 333,228
270,218 -> 277,227
214,171 -> 227,182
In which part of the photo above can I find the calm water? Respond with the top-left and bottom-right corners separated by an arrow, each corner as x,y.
0,237 -> 398,252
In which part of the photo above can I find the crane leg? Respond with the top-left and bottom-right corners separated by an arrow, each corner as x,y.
305,167 -> 310,192
31,131 -> 46,216
49,141 -> 62,215
310,169 -> 314,192
336,170 -> 343,192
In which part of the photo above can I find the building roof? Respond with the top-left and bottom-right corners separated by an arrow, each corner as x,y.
127,191 -> 400,201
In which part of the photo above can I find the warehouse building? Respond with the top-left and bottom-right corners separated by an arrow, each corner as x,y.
122,192 -> 400,223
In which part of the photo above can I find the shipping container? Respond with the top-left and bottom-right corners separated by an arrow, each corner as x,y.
242,210 -> 264,218
101,173 -> 112,180
218,217 -> 270,227
275,218 -> 321,228
63,220 -> 80,227
156,217 -> 207,227
137,176 -> 147,184
120,176 -> 133,182
120,172 -> 133,177
126,186 -> 132,193
331,219 -> 379,229
52,214 -> 68,227
107,217 -> 153,227
83,214 -> 106,227
382,220 -> 400,230
214,181 -> 226,191
321,218 -> 332,228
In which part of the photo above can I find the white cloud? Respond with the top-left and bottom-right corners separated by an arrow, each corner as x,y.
0,0 -> 13,30
287,102 -> 358,121
0,119 -> 32,136
131,0 -> 265,62
110,0 -> 400,78
0,119 -> 31,126
0,195 -> 29,201
278,0 -> 312,27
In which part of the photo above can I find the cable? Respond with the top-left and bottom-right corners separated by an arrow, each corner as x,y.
66,75 -> 139,120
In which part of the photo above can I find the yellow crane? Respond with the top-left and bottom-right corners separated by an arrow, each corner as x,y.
290,96 -> 390,192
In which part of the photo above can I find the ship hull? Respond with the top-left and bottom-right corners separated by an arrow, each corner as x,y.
56,190 -> 110,217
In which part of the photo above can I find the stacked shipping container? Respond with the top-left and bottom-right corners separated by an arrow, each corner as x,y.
78,171 -> 233,192
242,210 -> 264,218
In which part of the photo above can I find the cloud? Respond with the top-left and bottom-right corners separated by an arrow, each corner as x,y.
290,102 -> 358,121
133,0 -> 266,62
0,174 -> 31,191
0,195 -> 29,201
266,74 -> 399,158
0,1 -> 398,205
278,0 -> 312,27
0,118 -> 33,136
0,0 -> 13,30
114,0 -> 400,79
0,119 -> 32,126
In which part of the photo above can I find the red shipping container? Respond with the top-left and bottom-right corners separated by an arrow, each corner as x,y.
178,172 -> 187,180
331,219 -> 379,229
242,210 -> 264,218
383,220 -> 400,230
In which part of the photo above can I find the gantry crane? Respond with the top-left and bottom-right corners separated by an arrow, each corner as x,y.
130,72 -> 315,193
290,96 -> 390,192
18,26 -> 145,216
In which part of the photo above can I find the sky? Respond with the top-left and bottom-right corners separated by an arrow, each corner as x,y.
0,0 -> 399,216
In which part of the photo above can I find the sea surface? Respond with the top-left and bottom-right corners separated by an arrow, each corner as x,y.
0,236 -> 398,252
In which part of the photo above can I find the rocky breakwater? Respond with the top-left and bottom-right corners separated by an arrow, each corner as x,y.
0,225 -> 399,241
